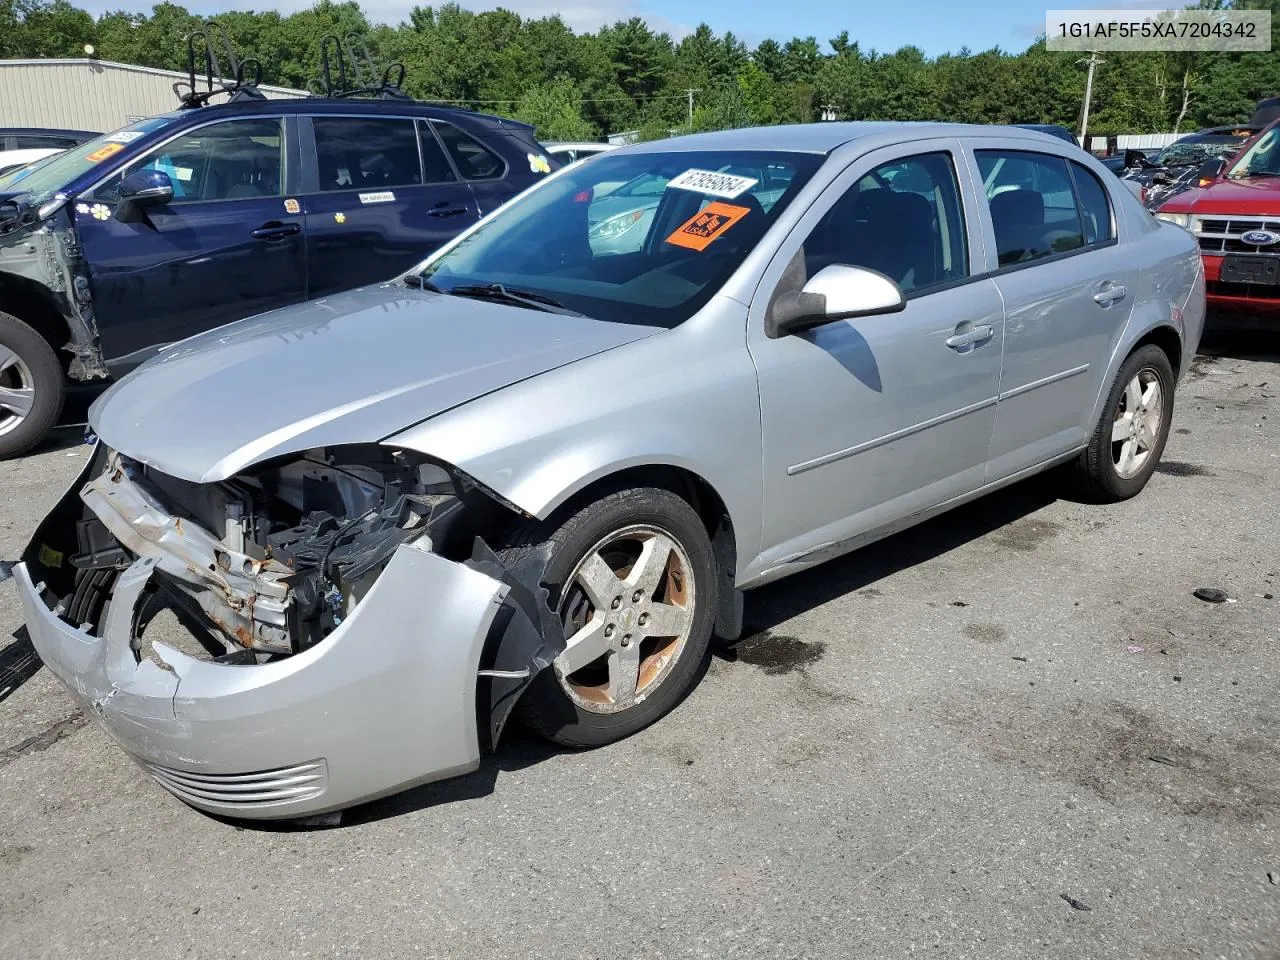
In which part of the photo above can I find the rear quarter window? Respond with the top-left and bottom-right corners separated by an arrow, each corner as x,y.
433,122 -> 506,180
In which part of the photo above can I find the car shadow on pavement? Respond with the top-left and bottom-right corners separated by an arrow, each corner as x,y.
1199,319 -> 1280,364
285,475 -> 1060,830
729,475 -> 1059,639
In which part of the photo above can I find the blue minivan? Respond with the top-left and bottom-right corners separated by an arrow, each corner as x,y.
0,98 -> 556,456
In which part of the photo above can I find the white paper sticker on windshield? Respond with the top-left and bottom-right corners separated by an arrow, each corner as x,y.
666,169 -> 759,200
106,132 -> 144,144
359,190 -> 396,204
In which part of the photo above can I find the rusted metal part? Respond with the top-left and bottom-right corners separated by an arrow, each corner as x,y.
80,452 -> 293,653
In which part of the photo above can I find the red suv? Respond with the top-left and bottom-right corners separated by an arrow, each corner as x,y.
1154,117 -> 1280,315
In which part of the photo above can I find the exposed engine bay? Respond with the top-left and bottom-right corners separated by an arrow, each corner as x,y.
65,446 -> 517,662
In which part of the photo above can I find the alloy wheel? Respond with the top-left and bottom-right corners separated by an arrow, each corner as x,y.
0,344 -> 36,438
1111,366 -> 1164,479
555,524 -> 696,715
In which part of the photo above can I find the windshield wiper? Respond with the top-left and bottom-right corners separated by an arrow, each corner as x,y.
402,274 -> 445,293
446,283 -> 588,317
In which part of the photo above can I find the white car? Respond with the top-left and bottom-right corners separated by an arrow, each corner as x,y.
0,147 -> 63,179
543,141 -> 616,165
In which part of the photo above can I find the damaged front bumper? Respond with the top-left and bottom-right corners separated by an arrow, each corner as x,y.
17,461 -> 520,819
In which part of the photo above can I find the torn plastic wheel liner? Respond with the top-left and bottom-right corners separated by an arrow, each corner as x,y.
466,537 -> 565,751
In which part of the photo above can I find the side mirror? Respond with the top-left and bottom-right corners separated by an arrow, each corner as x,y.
769,264 -> 906,338
115,169 -> 173,223
1195,157 -> 1225,186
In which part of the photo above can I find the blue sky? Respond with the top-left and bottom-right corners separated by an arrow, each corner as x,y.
73,0 -> 1170,56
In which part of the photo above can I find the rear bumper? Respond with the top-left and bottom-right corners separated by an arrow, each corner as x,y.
1203,254 -> 1280,315
17,542 -> 509,819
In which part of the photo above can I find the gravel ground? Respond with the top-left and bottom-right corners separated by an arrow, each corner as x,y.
1,328 -> 1277,960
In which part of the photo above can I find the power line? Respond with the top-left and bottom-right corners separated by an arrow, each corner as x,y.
424,93 -> 693,105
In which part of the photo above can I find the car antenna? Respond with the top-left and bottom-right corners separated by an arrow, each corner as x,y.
309,33 -> 409,101
173,20 -> 266,108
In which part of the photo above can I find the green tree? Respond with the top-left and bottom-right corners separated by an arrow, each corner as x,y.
515,77 -> 598,140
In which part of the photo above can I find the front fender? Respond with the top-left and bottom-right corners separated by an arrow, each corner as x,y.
385,299 -> 764,581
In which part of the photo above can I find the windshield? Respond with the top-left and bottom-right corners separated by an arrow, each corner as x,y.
418,149 -> 822,328
1227,125 -> 1280,178
1154,136 -> 1248,167
0,117 -> 175,202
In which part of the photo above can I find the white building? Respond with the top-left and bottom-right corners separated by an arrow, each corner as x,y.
0,58 -> 307,133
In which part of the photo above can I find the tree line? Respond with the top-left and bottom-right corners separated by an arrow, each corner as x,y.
3,0 -> 1279,141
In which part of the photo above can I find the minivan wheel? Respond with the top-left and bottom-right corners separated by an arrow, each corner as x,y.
502,487 -> 718,748
0,311 -> 64,459
1069,344 -> 1174,501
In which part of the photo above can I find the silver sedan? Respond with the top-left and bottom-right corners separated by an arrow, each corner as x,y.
17,123 -> 1204,820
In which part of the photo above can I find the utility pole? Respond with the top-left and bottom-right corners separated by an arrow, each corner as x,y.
685,88 -> 699,123
1077,51 -> 1104,148
820,103 -> 839,121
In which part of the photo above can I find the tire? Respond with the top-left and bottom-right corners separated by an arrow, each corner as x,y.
0,310 -> 64,459
1068,344 -> 1175,501
501,486 -> 718,748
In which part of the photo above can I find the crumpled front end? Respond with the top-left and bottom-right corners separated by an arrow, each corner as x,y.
0,196 -> 107,380
19,445 -> 560,819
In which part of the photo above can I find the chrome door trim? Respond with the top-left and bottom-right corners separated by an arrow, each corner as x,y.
997,363 -> 1090,401
786,395 -> 999,476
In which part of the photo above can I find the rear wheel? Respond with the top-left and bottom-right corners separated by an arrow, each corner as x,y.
1068,344 -> 1174,501
0,310 -> 64,459
502,487 -> 717,748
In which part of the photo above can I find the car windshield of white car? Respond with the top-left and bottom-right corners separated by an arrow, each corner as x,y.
418,149 -> 823,328
0,117 -> 175,202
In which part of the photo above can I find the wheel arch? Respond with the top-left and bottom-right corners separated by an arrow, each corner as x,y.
0,272 -> 73,364
495,458 -> 745,641
1088,313 -> 1184,432
1131,324 -> 1183,380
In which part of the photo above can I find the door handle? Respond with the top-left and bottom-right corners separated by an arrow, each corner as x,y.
945,324 -> 995,350
1093,282 -> 1127,306
428,206 -> 468,218
252,221 -> 300,241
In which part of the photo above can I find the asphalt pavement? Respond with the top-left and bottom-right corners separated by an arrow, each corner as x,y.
1,327 -> 1277,959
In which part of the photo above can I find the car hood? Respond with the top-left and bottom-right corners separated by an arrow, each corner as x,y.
91,285 -> 662,483
1176,176 -> 1280,214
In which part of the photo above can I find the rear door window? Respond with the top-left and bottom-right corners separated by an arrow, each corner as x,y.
1069,162 -> 1114,245
417,122 -> 459,183
313,116 -> 423,192
432,122 -> 505,180
976,150 -> 1086,266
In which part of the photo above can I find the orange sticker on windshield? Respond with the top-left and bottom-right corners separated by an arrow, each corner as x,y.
665,201 -> 751,251
85,142 -> 125,163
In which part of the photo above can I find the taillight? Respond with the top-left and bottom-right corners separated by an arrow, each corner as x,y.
1140,185 -> 1148,205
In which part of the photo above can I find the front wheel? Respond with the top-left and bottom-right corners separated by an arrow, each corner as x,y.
0,310 -> 65,459
1068,344 -> 1175,501
502,487 -> 718,748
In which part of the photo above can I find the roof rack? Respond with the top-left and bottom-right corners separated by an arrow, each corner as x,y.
173,21 -> 266,108
308,34 -> 410,101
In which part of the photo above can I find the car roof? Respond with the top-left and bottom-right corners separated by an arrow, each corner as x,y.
155,97 -> 535,133
0,127 -> 100,140
617,122 -> 1077,155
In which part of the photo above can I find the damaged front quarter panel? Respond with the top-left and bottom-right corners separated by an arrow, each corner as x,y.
19,444 -> 571,816
0,196 -> 108,380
